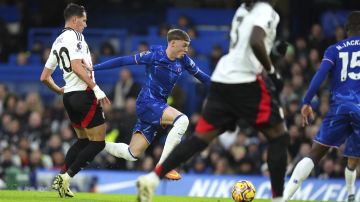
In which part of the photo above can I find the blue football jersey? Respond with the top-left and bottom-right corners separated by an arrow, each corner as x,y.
325,36 -> 360,104
134,45 -> 201,101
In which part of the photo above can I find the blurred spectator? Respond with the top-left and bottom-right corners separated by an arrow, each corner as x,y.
140,155 -> 155,172
0,84 -> 9,114
176,15 -> 197,38
100,42 -> 116,56
3,93 -> 18,114
308,23 -> 326,53
138,41 -> 149,52
188,155 -> 212,174
25,92 -> 44,115
16,51 -> 29,66
30,41 -> 44,55
110,68 -> 141,110
158,23 -> 171,37
209,44 -> 223,73
41,47 -> 51,64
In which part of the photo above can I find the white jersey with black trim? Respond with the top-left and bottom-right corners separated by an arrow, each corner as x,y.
211,2 -> 279,84
45,28 -> 94,93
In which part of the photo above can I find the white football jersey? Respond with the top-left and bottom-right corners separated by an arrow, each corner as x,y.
45,28 -> 94,93
212,2 -> 279,83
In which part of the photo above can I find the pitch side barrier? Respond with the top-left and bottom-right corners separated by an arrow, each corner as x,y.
36,169 -> 359,201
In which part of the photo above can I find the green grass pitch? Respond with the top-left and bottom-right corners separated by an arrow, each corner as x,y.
0,190 -> 321,202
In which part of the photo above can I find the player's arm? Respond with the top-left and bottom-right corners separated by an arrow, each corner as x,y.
301,59 -> 333,126
250,26 -> 272,72
72,59 -> 110,105
182,55 -> 210,86
40,49 -> 63,95
40,67 -> 63,95
93,55 -> 137,71
302,60 -> 333,105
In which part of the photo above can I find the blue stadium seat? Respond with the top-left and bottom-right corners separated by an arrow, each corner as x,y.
191,37 -> 229,56
129,36 -> 166,53
27,28 -> 127,54
167,8 -> 235,26
0,5 -> 20,22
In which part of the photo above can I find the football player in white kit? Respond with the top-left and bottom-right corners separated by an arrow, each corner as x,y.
40,3 -> 110,198
136,1 -> 289,202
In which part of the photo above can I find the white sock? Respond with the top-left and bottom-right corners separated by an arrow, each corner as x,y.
345,167 -> 356,196
283,157 -> 314,200
104,142 -> 137,161
272,197 -> 285,202
158,115 -> 189,164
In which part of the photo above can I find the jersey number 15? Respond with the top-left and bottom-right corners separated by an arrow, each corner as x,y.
53,47 -> 72,73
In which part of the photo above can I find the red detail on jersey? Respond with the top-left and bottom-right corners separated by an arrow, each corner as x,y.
81,97 -> 97,128
255,75 -> 271,125
195,116 -> 216,134
71,122 -> 81,128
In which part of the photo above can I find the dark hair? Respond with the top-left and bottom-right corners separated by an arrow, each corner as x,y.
64,3 -> 86,21
167,29 -> 190,42
345,11 -> 360,33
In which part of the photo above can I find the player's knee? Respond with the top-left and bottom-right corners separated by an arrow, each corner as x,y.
174,115 -> 189,134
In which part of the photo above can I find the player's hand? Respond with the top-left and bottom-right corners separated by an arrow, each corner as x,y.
82,63 -> 93,71
92,85 -> 111,106
301,104 -> 314,127
268,65 -> 284,94
59,87 -> 64,95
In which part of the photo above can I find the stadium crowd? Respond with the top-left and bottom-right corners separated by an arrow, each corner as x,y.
0,0 -> 357,189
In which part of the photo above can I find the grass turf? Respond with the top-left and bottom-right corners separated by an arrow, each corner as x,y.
0,190 -> 321,202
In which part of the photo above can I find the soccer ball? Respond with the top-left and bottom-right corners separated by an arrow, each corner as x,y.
231,180 -> 256,202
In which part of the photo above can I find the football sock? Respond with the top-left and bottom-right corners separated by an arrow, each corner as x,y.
104,142 -> 138,161
158,115 -> 189,164
60,138 -> 89,174
67,141 -> 105,177
345,166 -> 356,196
267,134 -> 289,198
283,157 -> 314,200
155,135 -> 208,179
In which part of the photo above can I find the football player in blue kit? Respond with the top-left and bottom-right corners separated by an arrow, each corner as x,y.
284,11 -> 360,202
92,29 -> 210,180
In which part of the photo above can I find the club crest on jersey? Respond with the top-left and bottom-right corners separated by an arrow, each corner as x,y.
77,42 -> 82,50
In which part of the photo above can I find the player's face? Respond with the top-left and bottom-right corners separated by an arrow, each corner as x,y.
173,40 -> 190,58
74,12 -> 87,33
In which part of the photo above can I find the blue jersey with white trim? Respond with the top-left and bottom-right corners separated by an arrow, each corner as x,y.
135,45 -> 201,101
324,36 -> 360,104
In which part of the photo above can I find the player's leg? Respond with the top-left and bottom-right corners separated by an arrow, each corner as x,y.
283,142 -> 329,200
60,129 -> 89,175
252,75 -> 289,202
104,120 -> 150,162
137,82 -> 231,202
52,127 -> 88,197
259,122 -> 289,202
345,157 -> 358,202
284,114 -> 349,200
137,123 -> 219,202
157,106 -> 189,180
57,91 -> 106,197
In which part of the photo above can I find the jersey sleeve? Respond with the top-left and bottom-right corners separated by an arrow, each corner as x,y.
64,32 -> 83,60
182,55 -> 211,85
44,46 -> 58,70
182,54 -> 198,74
134,50 -> 155,64
322,45 -> 336,65
251,3 -> 273,31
